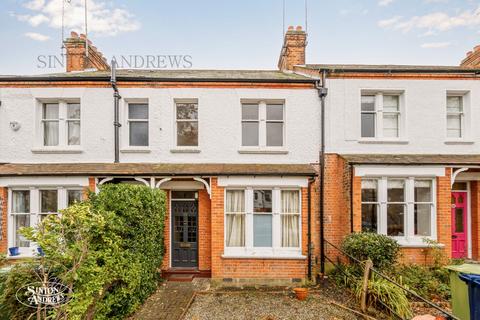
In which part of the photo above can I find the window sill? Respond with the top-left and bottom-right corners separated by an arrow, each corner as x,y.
358,139 -> 409,145
238,148 -> 288,155
444,140 -> 474,145
7,253 -> 38,260
222,254 -> 306,260
120,148 -> 151,154
31,148 -> 83,154
396,240 -> 444,248
170,148 -> 201,154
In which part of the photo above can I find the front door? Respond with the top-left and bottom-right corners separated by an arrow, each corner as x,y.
451,192 -> 467,259
171,200 -> 198,267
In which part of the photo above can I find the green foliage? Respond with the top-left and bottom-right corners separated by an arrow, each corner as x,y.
354,274 -> 412,319
342,232 -> 400,271
395,264 -> 451,301
1,184 -> 166,320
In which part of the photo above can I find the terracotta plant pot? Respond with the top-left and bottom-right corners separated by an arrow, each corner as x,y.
293,287 -> 308,301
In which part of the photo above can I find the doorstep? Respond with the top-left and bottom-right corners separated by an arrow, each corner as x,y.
162,268 -> 211,282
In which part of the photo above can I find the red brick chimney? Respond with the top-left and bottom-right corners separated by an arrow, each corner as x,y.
278,26 -> 307,71
63,31 -> 110,72
460,45 -> 480,68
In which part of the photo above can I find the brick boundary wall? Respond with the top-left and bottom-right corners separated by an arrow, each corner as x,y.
471,181 -> 480,260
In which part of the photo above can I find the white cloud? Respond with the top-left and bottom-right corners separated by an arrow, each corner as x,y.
421,42 -> 451,48
378,16 -> 402,28
13,0 -> 140,36
378,5 -> 480,33
24,32 -> 50,41
378,0 -> 395,6
424,0 -> 448,3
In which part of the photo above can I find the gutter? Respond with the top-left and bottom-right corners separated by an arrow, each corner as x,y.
312,67 -> 480,75
316,70 -> 328,277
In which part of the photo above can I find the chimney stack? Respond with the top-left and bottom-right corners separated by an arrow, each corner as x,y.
278,26 -> 307,71
460,45 -> 480,68
63,31 -> 110,72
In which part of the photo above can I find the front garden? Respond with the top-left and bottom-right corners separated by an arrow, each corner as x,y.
0,184 -> 166,320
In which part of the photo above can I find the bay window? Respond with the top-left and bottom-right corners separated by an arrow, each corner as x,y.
8,187 -> 84,256
361,177 -> 436,244
224,188 -> 302,257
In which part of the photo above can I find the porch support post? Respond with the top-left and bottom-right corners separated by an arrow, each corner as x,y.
155,178 -> 172,189
451,168 -> 469,186
193,177 -> 211,199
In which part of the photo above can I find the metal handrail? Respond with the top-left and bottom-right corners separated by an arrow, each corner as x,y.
324,239 -> 458,320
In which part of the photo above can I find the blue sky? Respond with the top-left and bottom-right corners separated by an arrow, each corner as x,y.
1,0 -> 479,74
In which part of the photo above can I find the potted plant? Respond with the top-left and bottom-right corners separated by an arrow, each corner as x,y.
293,287 -> 308,301
8,247 -> 19,256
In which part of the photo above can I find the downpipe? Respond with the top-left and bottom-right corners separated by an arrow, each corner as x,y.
110,60 -> 121,163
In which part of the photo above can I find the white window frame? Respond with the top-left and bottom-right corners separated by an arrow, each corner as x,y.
361,177 -> 437,246
240,100 -> 286,150
223,187 -> 302,258
360,179 -> 379,233
37,100 -> 81,149
127,102 -> 149,147
360,92 -> 404,140
174,99 -> 199,148
7,186 -> 83,257
446,94 -> 464,139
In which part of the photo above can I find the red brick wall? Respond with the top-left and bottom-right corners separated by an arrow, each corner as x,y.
471,181 -> 480,260
351,167 -> 452,265
162,191 -> 171,270
323,154 -> 352,264
0,188 -> 7,254
210,178 -> 309,280
198,189 -> 211,271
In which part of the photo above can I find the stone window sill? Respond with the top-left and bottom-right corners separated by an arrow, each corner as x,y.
358,139 -> 409,145
238,148 -> 289,155
222,254 -> 306,260
170,148 -> 201,154
120,148 -> 151,154
31,148 -> 83,154
444,140 -> 474,145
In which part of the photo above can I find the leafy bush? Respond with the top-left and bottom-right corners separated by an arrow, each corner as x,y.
342,232 -> 400,270
396,264 -> 451,301
354,274 -> 412,319
1,184 -> 166,320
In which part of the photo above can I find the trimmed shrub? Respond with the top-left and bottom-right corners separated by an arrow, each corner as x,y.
1,184 -> 166,320
342,232 -> 400,271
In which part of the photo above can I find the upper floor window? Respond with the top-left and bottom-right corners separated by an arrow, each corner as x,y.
128,103 -> 149,146
361,93 -> 401,139
241,102 -> 284,147
176,101 -> 198,147
41,102 -> 81,147
446,96 -> 464,138
361,177 -> 435,244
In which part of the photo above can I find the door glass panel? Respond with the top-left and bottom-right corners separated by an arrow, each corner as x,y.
457,195 -> 464,204
451,195 -> 455,204
174,216 -> 185,242
455,208 -> 464,233
452,182 -> 467,190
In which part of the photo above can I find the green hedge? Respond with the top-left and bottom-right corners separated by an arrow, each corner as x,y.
0,184 -> 166,320
342,232 -> 400,271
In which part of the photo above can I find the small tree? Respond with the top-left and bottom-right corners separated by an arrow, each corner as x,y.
1,184 -> 166,320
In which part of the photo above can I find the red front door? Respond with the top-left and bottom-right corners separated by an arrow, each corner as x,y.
451,192 -> 468,259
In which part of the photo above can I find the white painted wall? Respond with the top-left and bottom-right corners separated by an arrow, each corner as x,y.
0,87 -> 321,164
325,78 -> 480,154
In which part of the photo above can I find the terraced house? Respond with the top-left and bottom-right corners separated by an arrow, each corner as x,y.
1,27 -> 480,284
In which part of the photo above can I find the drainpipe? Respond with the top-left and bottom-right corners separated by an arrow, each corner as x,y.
307,176 -> 315,280
110,59 -> 121,163
316,70 -> 328,276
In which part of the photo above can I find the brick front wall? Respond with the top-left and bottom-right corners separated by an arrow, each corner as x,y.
471,181 -> 480,260
0,188 -> 7,254
210,178 -> 309,280
351,167 -> 453,265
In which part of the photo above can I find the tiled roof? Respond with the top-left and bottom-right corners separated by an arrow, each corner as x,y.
0,163 -> 316,176
0,70 -> 314,83
302,64 -> 480,74
341,154 -> 480,165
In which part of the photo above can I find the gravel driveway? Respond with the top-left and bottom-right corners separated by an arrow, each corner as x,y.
184,290 -> 361,320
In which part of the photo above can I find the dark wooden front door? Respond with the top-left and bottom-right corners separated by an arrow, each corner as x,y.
171,200 -> 198,267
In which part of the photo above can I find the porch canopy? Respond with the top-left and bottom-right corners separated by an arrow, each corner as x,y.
0,163 -> 316,176
341,154 -> 480,166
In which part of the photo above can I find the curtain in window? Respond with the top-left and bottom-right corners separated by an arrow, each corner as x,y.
225,190 -> 245,247
14,215 -> 30,247
13,191 -> 29,213
281,191 -> 300,247
68,121 -> 81,145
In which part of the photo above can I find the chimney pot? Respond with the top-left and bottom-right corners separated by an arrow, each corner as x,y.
474,45 -> 480,52
288,26 -> 294,30
70,31 -> 79,38
296,26 -> 302,31
79,33 -> 86,39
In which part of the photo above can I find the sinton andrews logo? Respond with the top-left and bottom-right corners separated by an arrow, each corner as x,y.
37,53 -> 193,69
16,281 -> 72,308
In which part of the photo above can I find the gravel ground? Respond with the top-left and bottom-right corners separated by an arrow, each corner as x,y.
184,289 -> 362,320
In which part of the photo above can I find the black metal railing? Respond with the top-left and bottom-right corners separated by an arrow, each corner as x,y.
323,239 -> 458,320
